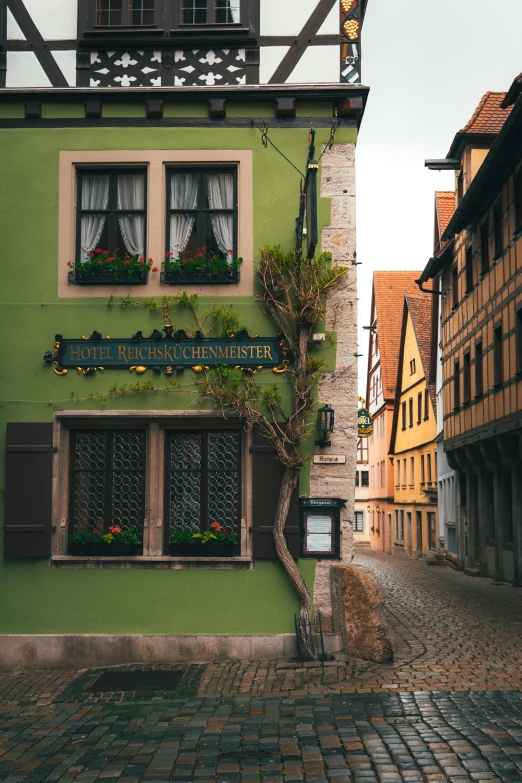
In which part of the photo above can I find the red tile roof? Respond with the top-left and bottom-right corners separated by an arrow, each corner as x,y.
435,191 -> 455,238
372,271 -> 423,399
406,292 -> 436,416
461,91 -> 512,134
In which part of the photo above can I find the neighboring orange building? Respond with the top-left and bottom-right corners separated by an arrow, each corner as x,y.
365,272 -> 421,553
418,77 -> 522,582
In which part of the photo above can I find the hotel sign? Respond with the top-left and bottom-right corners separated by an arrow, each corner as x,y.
44,328 -> 287,376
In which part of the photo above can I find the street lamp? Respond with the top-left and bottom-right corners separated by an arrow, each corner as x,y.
315,404 -> 335,446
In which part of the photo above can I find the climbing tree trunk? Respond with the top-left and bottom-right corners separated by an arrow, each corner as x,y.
273,465 -> 315,660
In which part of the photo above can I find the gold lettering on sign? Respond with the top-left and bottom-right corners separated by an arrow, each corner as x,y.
118,346 -> 127,362
264,346 -> 273,359
70,346 -> 81,361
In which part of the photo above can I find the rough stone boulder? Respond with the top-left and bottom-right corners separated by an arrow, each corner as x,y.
331,564 -> 393,663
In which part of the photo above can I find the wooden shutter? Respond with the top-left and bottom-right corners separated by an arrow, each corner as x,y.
252,429 -> 299,559
4,423 -> 53,558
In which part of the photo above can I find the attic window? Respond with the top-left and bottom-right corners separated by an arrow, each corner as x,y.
409,359 -> 416,375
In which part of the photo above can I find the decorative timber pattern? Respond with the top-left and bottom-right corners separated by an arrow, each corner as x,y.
80,50 -> 163,88
173,49 -> 246,87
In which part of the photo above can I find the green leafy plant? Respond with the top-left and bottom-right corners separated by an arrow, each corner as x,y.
163,247 -> 242,278
69,248 -> 157,281
69,519 -> 140,546
170,521 -> 237,545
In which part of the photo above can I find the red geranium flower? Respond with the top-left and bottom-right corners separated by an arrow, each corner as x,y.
97,260 -> 103,266
152,266 -> 159,272
124,260 -> 130,265
67,261 -> 73,267
88,252 -> 95,258
95,247 -> 102,253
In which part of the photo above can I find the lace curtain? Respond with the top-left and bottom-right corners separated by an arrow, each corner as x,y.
117,173 -> 145,256
208,173 -> 234,263
80,174 -> 109,261
169,173 -> 199,258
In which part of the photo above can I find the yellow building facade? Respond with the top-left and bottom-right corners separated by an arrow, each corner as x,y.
389,293 -> 439,557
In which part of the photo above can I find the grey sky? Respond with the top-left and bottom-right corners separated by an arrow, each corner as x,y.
355,0 -> 522,397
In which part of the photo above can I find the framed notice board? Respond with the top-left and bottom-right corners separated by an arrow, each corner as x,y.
299,498 -> 346,559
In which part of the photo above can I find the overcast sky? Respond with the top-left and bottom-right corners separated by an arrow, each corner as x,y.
355,0 -> 522,397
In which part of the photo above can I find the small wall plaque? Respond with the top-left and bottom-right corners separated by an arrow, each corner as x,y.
313,454 -> 346,464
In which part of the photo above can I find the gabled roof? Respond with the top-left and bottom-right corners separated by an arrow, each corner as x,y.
366,271 -> 422,404
389,292 -> 436,455
435,191 -> 455,239
447,91 -> 512,159
461,91 -> 511,134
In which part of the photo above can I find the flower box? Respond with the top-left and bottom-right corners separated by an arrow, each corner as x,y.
69,542 -> 141,556
161,267 -> 239,285
69,269 -> 149,286
168,543 -> 239,557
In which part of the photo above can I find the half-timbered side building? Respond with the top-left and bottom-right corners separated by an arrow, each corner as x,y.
418,75 -> 522,584
0,0 -> 369,668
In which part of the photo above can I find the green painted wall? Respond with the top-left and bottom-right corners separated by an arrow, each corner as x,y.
0,118 -> 356,635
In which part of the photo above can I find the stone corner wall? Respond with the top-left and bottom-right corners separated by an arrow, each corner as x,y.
311,143 -> 357,632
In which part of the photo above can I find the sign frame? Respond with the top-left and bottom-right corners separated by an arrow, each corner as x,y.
358,406 -> 374,437
299,497 -> 346,559
44,327 -> 289,377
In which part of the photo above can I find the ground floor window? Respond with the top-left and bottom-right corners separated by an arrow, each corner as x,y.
167,430 -> 240,543
70,429 -> 146,548
353,511 -> 364,532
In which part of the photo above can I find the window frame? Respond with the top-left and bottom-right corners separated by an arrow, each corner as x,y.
417,392 -> 422,424
76,167 -> 148,264
166,166 -> 238,263
401,401 -> 406,431
86,0 -> 162,29
69,427 -> 147,539
516,306 -> 522,376
353,511 -> 364,533
494,199 -> 503,259
475,340 -> 483,396
453,359 -> 460,410
361,470 -> 369,488
165,428 -> 242,546
515,172 -> 522,234
463,350 -> 471,404
408,397 -> 413,428
465,242 -> 473,292
452,264 -> 459,309
494,323 -> 503,387
423,388 -> 430,420
179,0 -> 241,26
480,220 -> 489,274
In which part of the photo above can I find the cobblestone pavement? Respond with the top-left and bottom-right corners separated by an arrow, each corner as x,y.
2,549 -> 522,781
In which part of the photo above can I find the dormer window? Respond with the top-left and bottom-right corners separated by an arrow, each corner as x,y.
96,0 -> 156,26
182,0 -> 240,25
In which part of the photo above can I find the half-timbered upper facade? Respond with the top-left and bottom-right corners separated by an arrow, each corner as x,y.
0,0 -> 367,89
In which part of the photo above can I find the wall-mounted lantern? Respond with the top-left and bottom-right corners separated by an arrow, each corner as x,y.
367,504 -> 371,512
315,404 -> 335,446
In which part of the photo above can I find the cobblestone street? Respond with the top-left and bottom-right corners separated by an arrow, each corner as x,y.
1,549 -> 522,782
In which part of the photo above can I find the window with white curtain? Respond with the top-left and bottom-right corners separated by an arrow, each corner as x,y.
167,167 -> 237,263
76,168 -> 147,262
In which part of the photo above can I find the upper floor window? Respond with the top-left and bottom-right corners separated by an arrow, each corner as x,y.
167,168 -> 237,263
475,340 -> 483,396
452,265 -> 459,309
494,199 -> 503,258
453,360 -> 460,409
183,0 -> 240,24
77,168 -> 147,263
463,350 -> 471,404
424,388 -> 430,420
516,308 -> 522,375
417,392 -> 422,424
409,359 -> 416,375
401,401 -> 406,431
515,172 -> 522,233
408,397 -> 413,428
480,221 -> 489,274
361,470 -> 369,487
494,324 -> 503,386
96,0 -> 156,26
465,244 -> 473,292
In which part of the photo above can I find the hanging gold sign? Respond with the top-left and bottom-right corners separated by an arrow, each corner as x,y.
358,406 -> 373,437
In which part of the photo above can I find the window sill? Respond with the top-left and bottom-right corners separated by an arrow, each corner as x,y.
52,555 -> 252,569
394,540 -> 404,546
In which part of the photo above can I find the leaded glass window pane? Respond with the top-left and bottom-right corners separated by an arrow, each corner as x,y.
71,430 -> 145,543
167,430 -> 240,541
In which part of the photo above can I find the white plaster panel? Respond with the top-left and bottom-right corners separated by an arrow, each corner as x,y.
6,8 -> 25,40
259,45 -> 290,83
23,0 -> 78,40
287,45 -> 339,83
52,50 -> 77,86
6,51 -> 52,87
260,0 -> 318,36
317,4 -> 339,35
